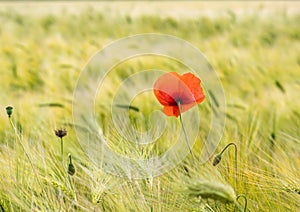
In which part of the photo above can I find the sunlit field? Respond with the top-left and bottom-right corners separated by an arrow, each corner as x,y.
0,2 -> 300,211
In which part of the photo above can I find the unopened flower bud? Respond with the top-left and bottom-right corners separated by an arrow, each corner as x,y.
67,153 -> 75,176
6,106 -> 13,118
212,154 -> 222,166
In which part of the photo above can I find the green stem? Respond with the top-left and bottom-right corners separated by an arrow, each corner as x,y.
234,201 -> 244,212
61,137 -> 64,164
219,143 -> 238,191
68,174 -> 78,205
177,101 -> 195,159
69,153 -> 72,164
236,194 -> 247,212
67,153 -> 77,205
8,118 -> 44,191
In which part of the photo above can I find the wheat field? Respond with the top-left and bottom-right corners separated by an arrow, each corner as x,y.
0,2 -> 300,211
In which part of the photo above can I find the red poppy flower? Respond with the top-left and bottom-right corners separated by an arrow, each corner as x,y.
154,72 -> 205,117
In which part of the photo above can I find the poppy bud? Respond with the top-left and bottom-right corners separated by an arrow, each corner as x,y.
67,153 -> 75,176
212,143 -> 238,191
68,163 -> 75,176
212,154 -> 222,166
6,106 -> 13,118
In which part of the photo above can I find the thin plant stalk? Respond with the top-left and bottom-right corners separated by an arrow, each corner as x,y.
55,129 -> 67,165
214,142 -> 238,191
8,118 -> 44,191
220,143 -> 238,191
177,101 -> 195,159
61,137 -> 64,164
234,201 -> 244,212
67,153 -> 77,207
236,194 -> 247,212
68,175 -> 78,205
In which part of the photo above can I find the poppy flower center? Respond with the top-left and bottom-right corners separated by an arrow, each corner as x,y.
175,99 -> 182,105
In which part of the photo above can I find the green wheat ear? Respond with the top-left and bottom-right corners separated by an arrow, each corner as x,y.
186,181 -> 236,204
49,179 -> 75,199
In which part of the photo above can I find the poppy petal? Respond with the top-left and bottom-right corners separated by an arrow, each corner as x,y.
154,72 -> 205,117
154,72 -> 196,105
180,72 -> 205,103
163,105 -> 180,117
154,72 -> 183,106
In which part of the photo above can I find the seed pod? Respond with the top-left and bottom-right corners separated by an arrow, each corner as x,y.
6,106 -> 13,118
68,163 -> 75,176
55,129 -> 67,138
67,153 -> 75,176
212,154 -> 222,166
